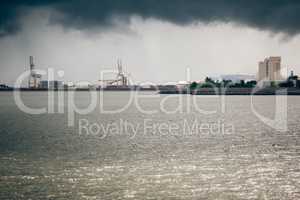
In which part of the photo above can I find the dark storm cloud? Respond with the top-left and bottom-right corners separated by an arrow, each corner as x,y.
0,0 -> 58,36
1,0 -> 300,36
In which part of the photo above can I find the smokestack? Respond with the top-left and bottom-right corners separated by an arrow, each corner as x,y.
28,56 -> 37,88
30,56 -> 34,71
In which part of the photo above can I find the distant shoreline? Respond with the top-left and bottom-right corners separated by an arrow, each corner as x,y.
159,87 -> 300,95
0,88 -> 157,92
2,87 -> 300,95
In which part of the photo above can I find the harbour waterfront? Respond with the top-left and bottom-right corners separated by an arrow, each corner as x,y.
0,92 -> 299,199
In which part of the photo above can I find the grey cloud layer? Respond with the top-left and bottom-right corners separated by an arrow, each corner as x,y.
1,0 -> 300,36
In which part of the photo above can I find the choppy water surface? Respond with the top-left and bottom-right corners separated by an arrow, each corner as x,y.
0,92 -> 299,199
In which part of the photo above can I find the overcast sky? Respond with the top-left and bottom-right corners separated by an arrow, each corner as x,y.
1,1 -> 300,85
